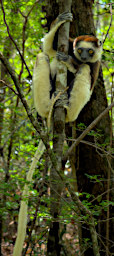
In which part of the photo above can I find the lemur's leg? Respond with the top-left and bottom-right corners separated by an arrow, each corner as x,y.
66,64 -> 92,122
43,12 -> 73,58
33,52 -> 52,118
56,53 -> 92,122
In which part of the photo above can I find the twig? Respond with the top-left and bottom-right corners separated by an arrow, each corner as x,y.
66,138 -> 114,158
63,102 -> 114,163
0,51 -> 55,164
98,235 -> 111,255
95,2 -> 114,6
0,0 -> 32,78
19,0 -> 40,80
66,182 -> 100,256
0,52 -> 39,133
0,79 -> 19,95
90,187 -> 114,204
106,70 -> 113,255
103,3 -> 113,44
103,49 -> 114,54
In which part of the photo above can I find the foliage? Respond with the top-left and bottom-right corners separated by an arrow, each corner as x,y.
94,0 -> 114,106
0,0 -> 113,255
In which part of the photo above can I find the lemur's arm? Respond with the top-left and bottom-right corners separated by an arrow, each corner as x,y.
56,52 -> 101,90
33,52 -> 52,118
43,12 -> 73,58
56,51 -> 79,74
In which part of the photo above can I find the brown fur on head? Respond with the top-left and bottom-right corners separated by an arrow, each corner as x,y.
73,35 -> 101,49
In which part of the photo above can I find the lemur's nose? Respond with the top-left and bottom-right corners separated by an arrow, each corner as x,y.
81,51 -> 88,61
81,56 -> 87,61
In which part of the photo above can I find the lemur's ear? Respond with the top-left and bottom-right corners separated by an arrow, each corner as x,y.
73,35 -> 102,49
73,37 -> 78,49
97,40 -> 102,47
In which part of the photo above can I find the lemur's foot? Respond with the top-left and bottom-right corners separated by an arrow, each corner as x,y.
58,12 -> 73,22
56,51 -> 69,62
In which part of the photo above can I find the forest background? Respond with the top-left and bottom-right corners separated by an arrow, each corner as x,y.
0,0 -> 113,256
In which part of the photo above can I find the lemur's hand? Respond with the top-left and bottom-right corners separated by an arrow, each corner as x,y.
56,51 -> 69,62
56,52 -> 77,74
58,12 -> 73,22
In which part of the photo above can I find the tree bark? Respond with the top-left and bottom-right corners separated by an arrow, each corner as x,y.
71,1 -> 112,256
47,1 -> 72,255
44,0 -> 112,255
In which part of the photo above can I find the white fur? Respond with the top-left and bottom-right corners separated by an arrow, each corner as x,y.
43,20 -> 65,58
33,54 -> 92,122
66,64 -> 91,122
13,140 -> 45,256
33,52 -> 52,118
74,41 -> 102,63
50,58 -> 57,79
34,17 -> 102,123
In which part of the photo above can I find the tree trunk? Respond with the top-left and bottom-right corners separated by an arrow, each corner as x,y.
71,1 -> 112,255
44,0 -> 112,255
46,1 -> 72,255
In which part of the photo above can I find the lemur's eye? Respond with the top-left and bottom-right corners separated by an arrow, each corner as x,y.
77,48 -> 82,54
89,49 -> 94,54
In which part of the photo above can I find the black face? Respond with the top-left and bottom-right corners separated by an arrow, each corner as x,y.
77,47 -> 94,61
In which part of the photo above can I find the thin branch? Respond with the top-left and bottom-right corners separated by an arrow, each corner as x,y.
0,0 -> 32,79
19,0 -> 40,80
3,119 -> 27,148
66,138 -> 113,158
103,49 -> 114,54
98,235 -> 111,256
63,102 -> 114,163
0,52 -> 54,162
19,0 -> 42,18
106,69 -> 113,255
103,3 -> 113,44
95,2 -> 114,6
66,181 -> 100,256
0,79 -> 19,95
0,52 -> 40,134
90,187 -> 114,204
